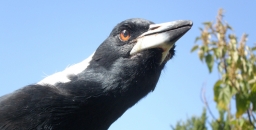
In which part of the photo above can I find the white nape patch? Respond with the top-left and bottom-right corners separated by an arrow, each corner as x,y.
37,53 -> 95,86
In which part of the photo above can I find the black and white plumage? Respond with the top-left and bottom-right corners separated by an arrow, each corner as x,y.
0,18 -> 192,130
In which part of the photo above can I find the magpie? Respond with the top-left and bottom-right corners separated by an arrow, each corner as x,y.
0,18 -> 192,130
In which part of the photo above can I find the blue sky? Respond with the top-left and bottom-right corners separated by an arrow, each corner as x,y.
1,1 -> 255,129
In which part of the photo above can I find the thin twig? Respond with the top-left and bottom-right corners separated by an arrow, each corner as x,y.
251,109 -> 256,122
201,87 -> 217,121
247,109 -> 256,129
201,86 -> 226,129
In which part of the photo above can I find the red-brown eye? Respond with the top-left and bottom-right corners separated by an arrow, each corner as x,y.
119,30 -> 131,41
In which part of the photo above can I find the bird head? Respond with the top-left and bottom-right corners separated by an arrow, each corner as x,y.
91,18 -> 192,70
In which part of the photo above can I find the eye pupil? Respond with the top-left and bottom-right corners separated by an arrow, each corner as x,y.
122,30 -> 129,37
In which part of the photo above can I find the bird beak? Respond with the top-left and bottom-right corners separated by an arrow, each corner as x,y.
130,20 -> 193,64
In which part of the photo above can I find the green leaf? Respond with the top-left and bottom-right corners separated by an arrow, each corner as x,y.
198,50 -> 204,61
235,94 -> 250,118
251,46 -> 256,51
213,47 -> 222,59
191,45 -> 199,53
249,84 -> 256,111
218,86 -> 232,110
226,24 -> 233,31
203,22 -> 212,27
205,54 -> 214,73
214,80 -> 223,102
217,62 -> 224,73
194,37 -> 201,43
214,82 -> 232,110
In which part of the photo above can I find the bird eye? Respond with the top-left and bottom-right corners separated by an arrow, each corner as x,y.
119,30 -> 131,42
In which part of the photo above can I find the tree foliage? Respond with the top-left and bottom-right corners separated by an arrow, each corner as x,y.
171,108 -> 207,130
173,9 -> 256,130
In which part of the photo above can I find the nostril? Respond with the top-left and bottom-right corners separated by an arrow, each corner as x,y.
149,26 -> 160,30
